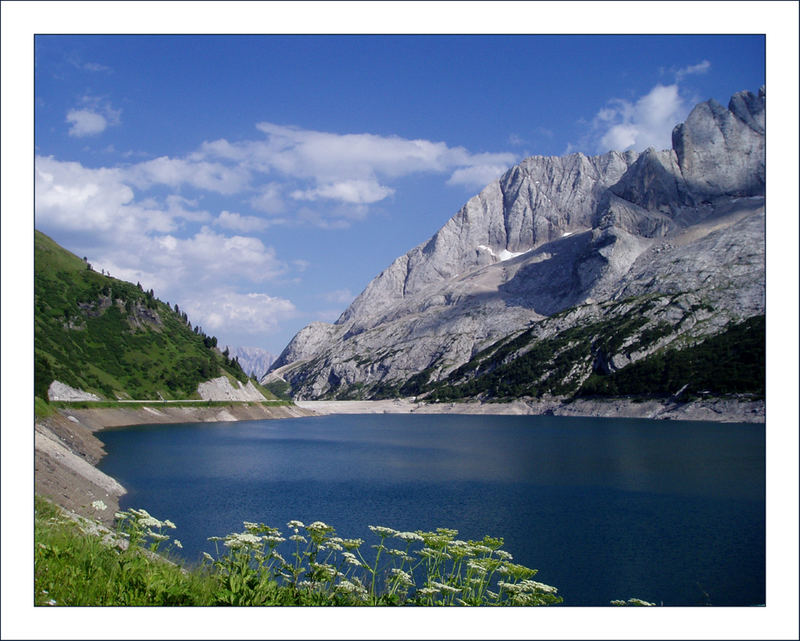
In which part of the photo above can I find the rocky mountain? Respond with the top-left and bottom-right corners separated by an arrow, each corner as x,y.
226,346 -> 276,380
266,88 -> 765,403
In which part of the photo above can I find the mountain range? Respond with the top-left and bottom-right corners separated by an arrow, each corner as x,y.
265,88 -> 765,404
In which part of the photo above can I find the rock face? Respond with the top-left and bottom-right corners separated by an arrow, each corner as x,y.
197,376 -> 267,402
48,380 -> 102,402
267,89 -> 766,401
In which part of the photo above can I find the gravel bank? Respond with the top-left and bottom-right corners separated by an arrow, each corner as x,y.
296,396 -> 765,423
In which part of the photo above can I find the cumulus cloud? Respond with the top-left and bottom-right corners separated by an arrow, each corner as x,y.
35,156 -> 290,333
66,109 -> 109,137
592,84 -> 690,153
214,210 -> 269,233
179,290 -> 298,337
65,96 -> 121,137
249,182 -> 287,214
291,179 -> 394,205
35,155 -> 172,233
446,164 -> 511,188
200,122 -> 517,204
127,156 -> 249,194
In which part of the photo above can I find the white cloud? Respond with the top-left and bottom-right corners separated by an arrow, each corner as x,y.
593,84 -> 689,153
179,290 -> 297,337
447,164 -> 511,188
214,210 -> 268,233
66,109 -> 108,137
249,182 -> 287,214
35,156 -> 289,329
65,96 -> 121,137
35,155 -> 172,233
291,179 -> 394,205
200,123 -> 517,205
82,61 -> 111,73
675,59 -> 711,81
127,156 -> 249,194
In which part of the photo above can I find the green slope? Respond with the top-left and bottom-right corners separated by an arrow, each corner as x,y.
34,230 -> 272,401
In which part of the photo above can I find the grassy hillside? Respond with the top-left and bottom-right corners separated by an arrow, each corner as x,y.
35,230 -> 272,401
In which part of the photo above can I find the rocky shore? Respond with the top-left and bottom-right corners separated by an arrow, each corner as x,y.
296,396 -> 765,423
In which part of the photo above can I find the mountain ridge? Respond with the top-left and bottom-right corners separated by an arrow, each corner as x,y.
266,88 -> 765,404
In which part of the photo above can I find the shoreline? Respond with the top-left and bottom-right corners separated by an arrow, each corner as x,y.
296,396 -> 765,423
34,402 -> 316,526
34,394 -> 763,525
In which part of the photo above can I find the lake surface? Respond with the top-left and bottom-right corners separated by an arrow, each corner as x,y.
98,413 -> 765,606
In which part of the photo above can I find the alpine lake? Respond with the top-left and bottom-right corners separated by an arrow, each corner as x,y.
98,413 -> 765,606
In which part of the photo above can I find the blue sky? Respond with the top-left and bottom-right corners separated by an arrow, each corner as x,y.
33,33 -> 765,355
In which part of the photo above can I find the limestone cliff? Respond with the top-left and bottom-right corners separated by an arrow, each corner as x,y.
267,89 -> 765,402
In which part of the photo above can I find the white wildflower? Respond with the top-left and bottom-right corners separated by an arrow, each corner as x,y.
224,532 -> 261,548
173,539 -> 183,549
389,568 -> 413,586
139,516 -> 163,528
341,552 -> 363,567
340,537 -> 364,550
394,531 -> 424,542
495,550 -> 513,561
470,544 -> 492,555
527,580 -> 558,594
202,552 -> 214,562
307,521 -> 332,531
430,581 -> 461,594
289,534 -> 307,543
147,531 -> 170,541
418,587 -> 440,596
626,597 -> 655,606
263,534 -> 286,544
91,500 -> 107,511
368,525 -> 398,537
286,520 -> 305,529
336,579 -> 368,599
163,519 -> 177,530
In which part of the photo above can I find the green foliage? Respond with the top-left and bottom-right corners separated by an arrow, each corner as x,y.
34,396 -> 56,418
34,497 -> 562,607
34,230 -> 246,400
578,315 -> 765,399
260,379 -> 293,401
35,497 -> 216,606
407,295 -> 763,404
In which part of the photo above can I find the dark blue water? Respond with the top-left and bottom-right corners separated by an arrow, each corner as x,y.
98,414 -> 765,606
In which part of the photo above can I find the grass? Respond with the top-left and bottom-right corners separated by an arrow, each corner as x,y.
35,230 -> 260,402
34,496 -> 563,607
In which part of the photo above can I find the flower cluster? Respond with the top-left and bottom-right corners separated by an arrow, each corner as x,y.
114,507 -> 180,553
197,518 -> 562,606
